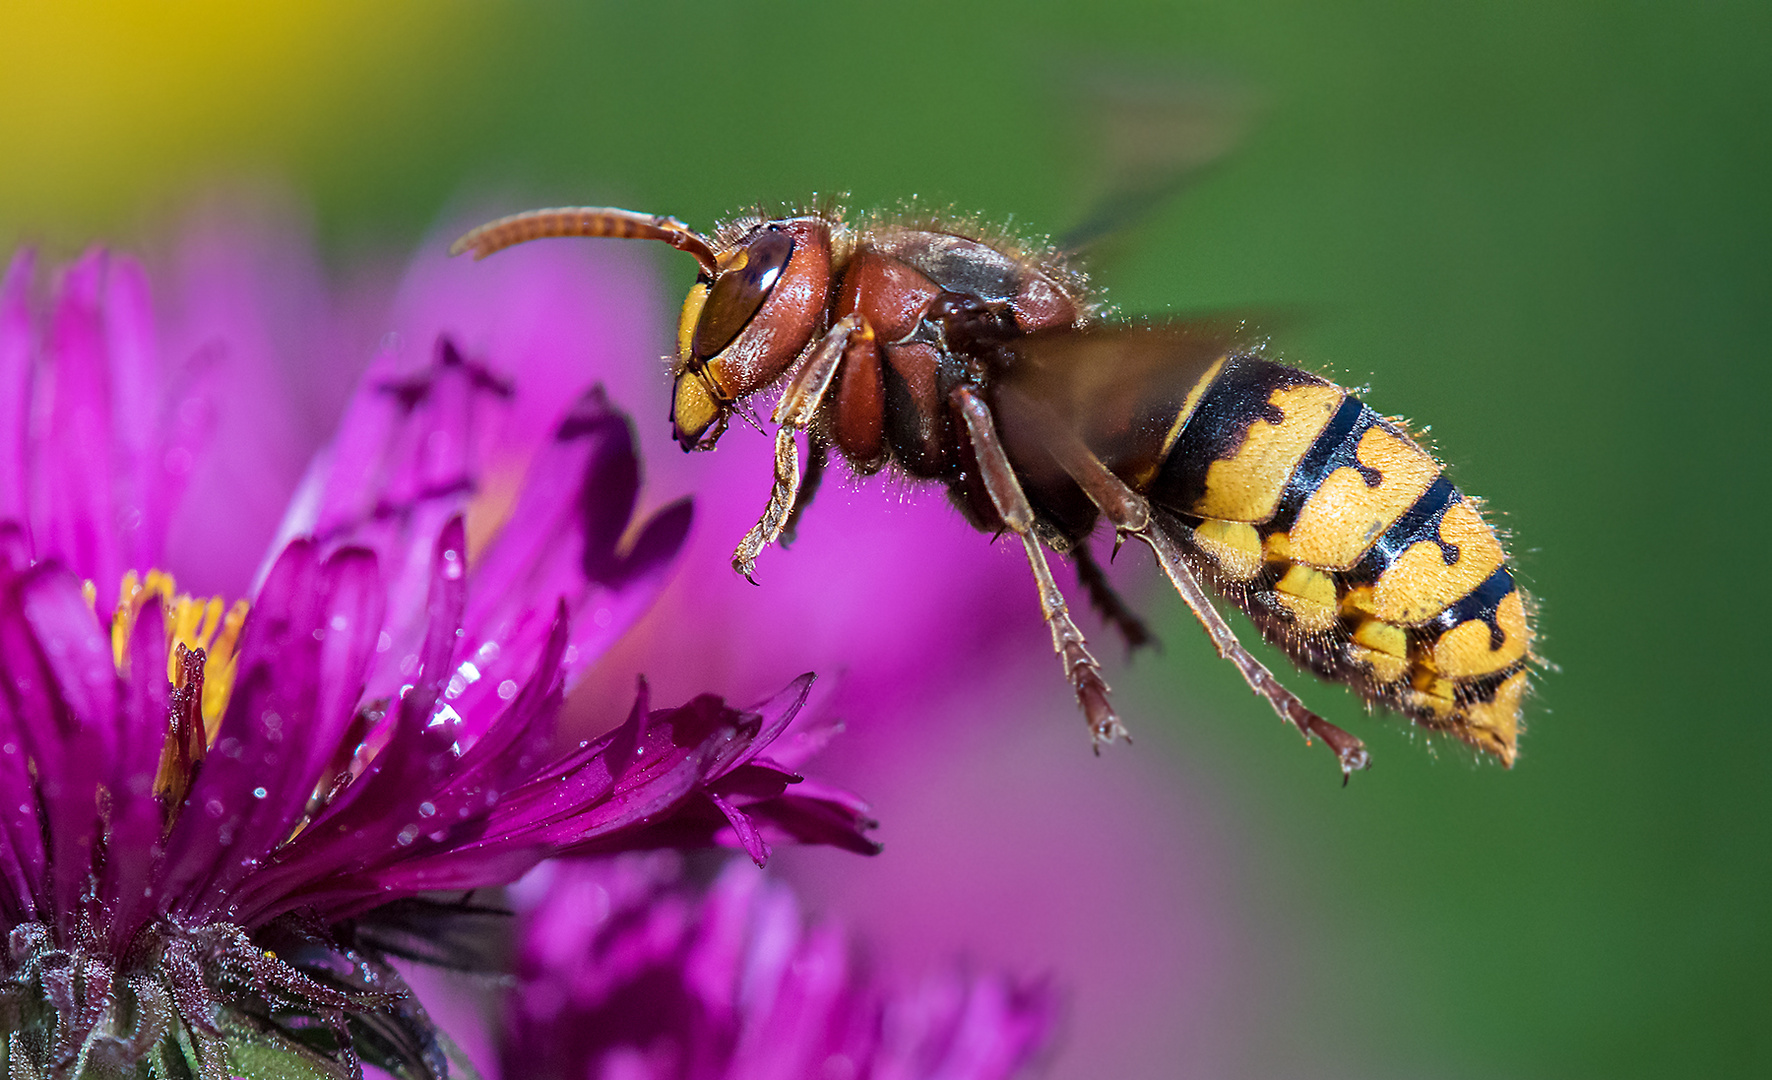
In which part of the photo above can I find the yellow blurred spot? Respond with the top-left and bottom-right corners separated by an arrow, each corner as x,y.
0,1 -> 482,241
464,459 -> 524,568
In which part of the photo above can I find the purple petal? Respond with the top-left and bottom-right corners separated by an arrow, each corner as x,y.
157,200 -> 356,601
876,970 -> 1060,1080
2,563 -> 119,937
152,538 -> 317,914
570,394 -> 642,587
100,601 -> 172,943
386,217 -> 669,473
505,857 -> 1057,1080
31,251 -> 122,604
98,256 -> 166,574
157,540 -> 386,922
230,525 -> 510,923
255,665 -> 875,921
542,678 -> 877,862
708,792 -> 771,868
292,338 -> 512,703
0,568 -> 45,924
612,496 -> 693,591
726,781 -> 882,860
0,523 -> 29,574
450,389 -> 692,735
706,673 -> 814,781
0,249 -> 33,528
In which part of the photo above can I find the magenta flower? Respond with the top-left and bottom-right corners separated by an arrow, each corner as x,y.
505,855 -> 1056,1080
0,242 -> 875,1078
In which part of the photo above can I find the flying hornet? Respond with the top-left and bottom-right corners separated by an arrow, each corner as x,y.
451,203 -> 1538,779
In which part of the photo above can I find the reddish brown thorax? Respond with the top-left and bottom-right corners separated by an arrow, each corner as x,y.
663,210 -> 1087,470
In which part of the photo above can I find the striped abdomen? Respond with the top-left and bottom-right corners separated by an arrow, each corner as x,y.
1141,355 -> 1534,763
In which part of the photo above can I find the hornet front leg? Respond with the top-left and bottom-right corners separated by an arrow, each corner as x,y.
732,315 -> 872,582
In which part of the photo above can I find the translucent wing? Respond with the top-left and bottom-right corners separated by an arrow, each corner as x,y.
1055,64 -> 1255,254
992,318 -> 1255,489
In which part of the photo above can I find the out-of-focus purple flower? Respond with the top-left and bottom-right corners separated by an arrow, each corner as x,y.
0,241 -> 876,1079
504,855 -> 1055,1080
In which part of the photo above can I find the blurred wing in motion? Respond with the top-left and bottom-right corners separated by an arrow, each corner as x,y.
992,318 -> 1255,493
1056,62 -> 1256,255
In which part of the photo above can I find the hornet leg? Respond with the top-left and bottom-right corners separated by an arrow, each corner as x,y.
1073,539 -> 1158,654
732,315 -> 869,582
781,429 -> 829,547
1020,388 -> 1370,780
953,385 -> 1127,750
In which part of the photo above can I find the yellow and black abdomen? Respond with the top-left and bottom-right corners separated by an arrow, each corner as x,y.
1143,355 -> 1535,763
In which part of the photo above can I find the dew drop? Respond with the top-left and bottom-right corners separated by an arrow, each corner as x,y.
251,787 -> 268,800
497,679 -> 519,701
396,824 -> 420,846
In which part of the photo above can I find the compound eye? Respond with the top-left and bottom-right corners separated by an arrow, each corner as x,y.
691,227 -> 795,361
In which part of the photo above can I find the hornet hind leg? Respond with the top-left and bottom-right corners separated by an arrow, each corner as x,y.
1072,540 -> 1159,654
953,386 -> 1127,750
1011,387 -> 1371,780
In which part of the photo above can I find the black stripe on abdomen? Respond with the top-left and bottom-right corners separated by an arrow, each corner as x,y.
1347,474 -> 1462,584
1429,566 -> 1516,647
1147,355 -> 1320,515
1265,394 -> 1376,534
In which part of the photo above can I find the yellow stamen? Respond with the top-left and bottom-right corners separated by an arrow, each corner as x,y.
201,600 -> 250,741
97,569 -> 251,739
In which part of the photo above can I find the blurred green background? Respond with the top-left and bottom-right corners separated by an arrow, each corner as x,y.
5,1 -> 1767,1076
